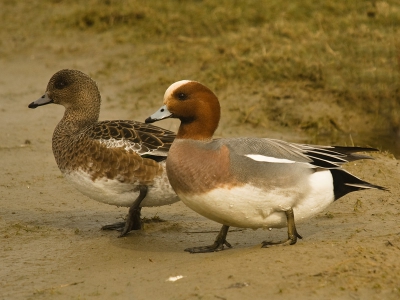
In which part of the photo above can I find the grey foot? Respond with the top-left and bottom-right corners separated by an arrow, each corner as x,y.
261,208 -> 302,248
261,232 -> 302,248
101,207 -> 142,237
101,185 -> 147,237
184,225 -> 232,253
101,222 -> 126,231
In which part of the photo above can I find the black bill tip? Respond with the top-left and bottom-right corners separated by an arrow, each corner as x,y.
28,94 -> 54,109
28,102 -> 38,109
145,117 -> 155,123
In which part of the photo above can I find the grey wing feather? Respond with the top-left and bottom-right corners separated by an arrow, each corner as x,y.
220,138 -> 312,163
219,138 -> 377,169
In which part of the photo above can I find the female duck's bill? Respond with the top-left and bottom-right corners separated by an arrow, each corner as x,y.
28,93 -> 54,108
146,80 -> 387,254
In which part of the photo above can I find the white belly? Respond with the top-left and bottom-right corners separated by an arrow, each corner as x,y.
64,168 -> 179,207
178,170 -> 335,229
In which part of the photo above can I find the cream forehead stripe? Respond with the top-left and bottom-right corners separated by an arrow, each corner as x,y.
164,80 -> 193,100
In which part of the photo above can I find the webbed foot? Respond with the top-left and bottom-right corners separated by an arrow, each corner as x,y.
101,185 -> 147,237
184,225 -> 232,253
101,222 -> 126,231
261,208 -> 303,248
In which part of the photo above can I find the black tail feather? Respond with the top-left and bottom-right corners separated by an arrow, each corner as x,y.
330,169 -> 387,200
329,146 -> 379,154
302,146 -> 377,169
329,146 -> 378,162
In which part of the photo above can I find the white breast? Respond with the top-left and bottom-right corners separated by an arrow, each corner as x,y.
63,162 -> 179,207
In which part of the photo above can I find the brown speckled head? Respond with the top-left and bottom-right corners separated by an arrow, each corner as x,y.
46,69 -> 101,127
163,80 -> 221,140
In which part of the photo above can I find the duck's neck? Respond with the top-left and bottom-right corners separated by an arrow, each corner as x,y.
57,106 -> 100,134
52,107 -> 99,170
176,124 -> 211,141
176,116 -> 219,141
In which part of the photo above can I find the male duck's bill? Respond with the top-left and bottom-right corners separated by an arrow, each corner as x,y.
146,80 -> 387,254
145,105 -> 172,123
28,93 -> 54,108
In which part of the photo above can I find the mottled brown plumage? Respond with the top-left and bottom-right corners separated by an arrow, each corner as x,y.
53,119 -> 171,183
29,69 -> 179,237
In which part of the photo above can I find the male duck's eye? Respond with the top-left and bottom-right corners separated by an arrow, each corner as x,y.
177,92 -> 188,101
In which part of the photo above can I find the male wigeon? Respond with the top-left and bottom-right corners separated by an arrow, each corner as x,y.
28,69 -> 179,237
145,80 -> 386,253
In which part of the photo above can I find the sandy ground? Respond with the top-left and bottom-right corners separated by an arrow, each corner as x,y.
1,52 -> 400,300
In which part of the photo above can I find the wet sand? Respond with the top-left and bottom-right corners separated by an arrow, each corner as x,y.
1,55 -> 400,299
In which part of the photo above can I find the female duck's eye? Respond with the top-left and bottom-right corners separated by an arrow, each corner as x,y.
55,80 -> 67,89
177,92 -> 188,100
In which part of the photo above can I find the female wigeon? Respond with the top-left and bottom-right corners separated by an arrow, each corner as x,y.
28,69 -> 179,237
146,80 -> 386,253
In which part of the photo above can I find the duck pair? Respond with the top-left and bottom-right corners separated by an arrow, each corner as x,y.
29,70 -> 386,253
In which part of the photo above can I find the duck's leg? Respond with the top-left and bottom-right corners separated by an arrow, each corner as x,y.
101,185 -> 148,237
184,225 -> 232,253
261,208 -> 302,247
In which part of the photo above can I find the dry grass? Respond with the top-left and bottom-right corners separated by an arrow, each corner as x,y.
1,0 -> 400,149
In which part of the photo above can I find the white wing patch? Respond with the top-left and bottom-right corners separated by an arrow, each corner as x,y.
245,154 -> 296,163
